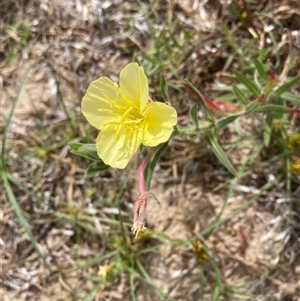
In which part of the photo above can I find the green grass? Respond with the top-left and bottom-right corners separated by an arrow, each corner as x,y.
1,68 -> 52,273
2,20 -> 32,64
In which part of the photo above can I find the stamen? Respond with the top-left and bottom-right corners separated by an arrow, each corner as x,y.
97,108 -> 119,117
142,104 -> 154,116
103,107 -> 134,126
118,88 -> 136,108
122,119 -> 143,126
101,88 -> 128,112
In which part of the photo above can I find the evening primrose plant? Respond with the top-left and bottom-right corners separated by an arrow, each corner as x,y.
71,58 -> 300,239
72,62 -> 177,237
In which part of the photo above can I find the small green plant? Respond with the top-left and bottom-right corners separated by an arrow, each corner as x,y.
2,20 -> 31,65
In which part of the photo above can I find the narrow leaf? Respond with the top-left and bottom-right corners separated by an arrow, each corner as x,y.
69,142 -> 83,151
254,104 -> 290,114
282,92 -> 300,104
234,71 -> 260,97
212,286 -> 221,301
272,76 -> 300,100
183,80 -> 215,121
82,281 -> 104,301
69,143 -> 101,161
263,114 -> 273,147
216,115 -> 239,130
2,68 -> 30,168
189,104 -> 199,128
253,59 -> 268,81
245,101 -> 260,113
78,144 -> 100,160
144,142 -> 169,189
160,74 -> 170,103
2,173 -> 52,272
233,85 -> 249,105
85,161 -> 110,178
207,132 -> 238,177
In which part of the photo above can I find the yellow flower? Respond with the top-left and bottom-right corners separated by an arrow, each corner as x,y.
81,63 -> 177,168
288,132 -> 300,150
291,159 -> 300,175
98,264 -> 112,278
191,240 -> 209,261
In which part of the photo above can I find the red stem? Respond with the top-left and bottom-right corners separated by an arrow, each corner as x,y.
138,151 -> 152,196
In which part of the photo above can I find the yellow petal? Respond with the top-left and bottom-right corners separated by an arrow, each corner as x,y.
119,63 -> 148,110
82,77 -> 124,130
96,125 -> 141,169
141,102 -> 177,146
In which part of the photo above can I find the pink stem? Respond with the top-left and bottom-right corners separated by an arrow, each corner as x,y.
138,151 -> 152,196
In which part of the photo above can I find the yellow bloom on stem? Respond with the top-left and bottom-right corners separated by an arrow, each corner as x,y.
81,63 -> 177,169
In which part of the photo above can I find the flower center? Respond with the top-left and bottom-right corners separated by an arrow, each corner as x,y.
104,106 -> 145,139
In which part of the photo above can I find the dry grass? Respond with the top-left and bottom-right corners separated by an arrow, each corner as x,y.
1,0 -> 300,300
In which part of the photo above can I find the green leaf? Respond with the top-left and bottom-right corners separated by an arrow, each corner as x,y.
232,85 -> 249,105
253,59 -> 268,81
2,67 -> 30,169
213,93 -> 236,101
263,114 -> 273,147
85,161 -> 110,178
286,47 -> 296,73
234,71 -> 260,97
69,142 -> 101,161
282,92 -> 300,104
3,173 -> 52,273
216,115 -> 239,130
189,104 -> 199,128
254,104 -> 290,114
144,142 -> 169,189
223,53 -> 235,71
184,80 -> 215,122
234,118 -> 245,136
212,286 -> 221,301
272,75 -> 300,100
207,132 -> 238,177
81,281 -> 104,301
0,66 -> 52,272
78,144 -> 100,160
160,74 -> 170,103
69,142 -> 83,151
257,47 -> 273,62
245,101 -> 260,113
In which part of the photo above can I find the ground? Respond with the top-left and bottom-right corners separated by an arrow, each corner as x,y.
1,0 -> 300,301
